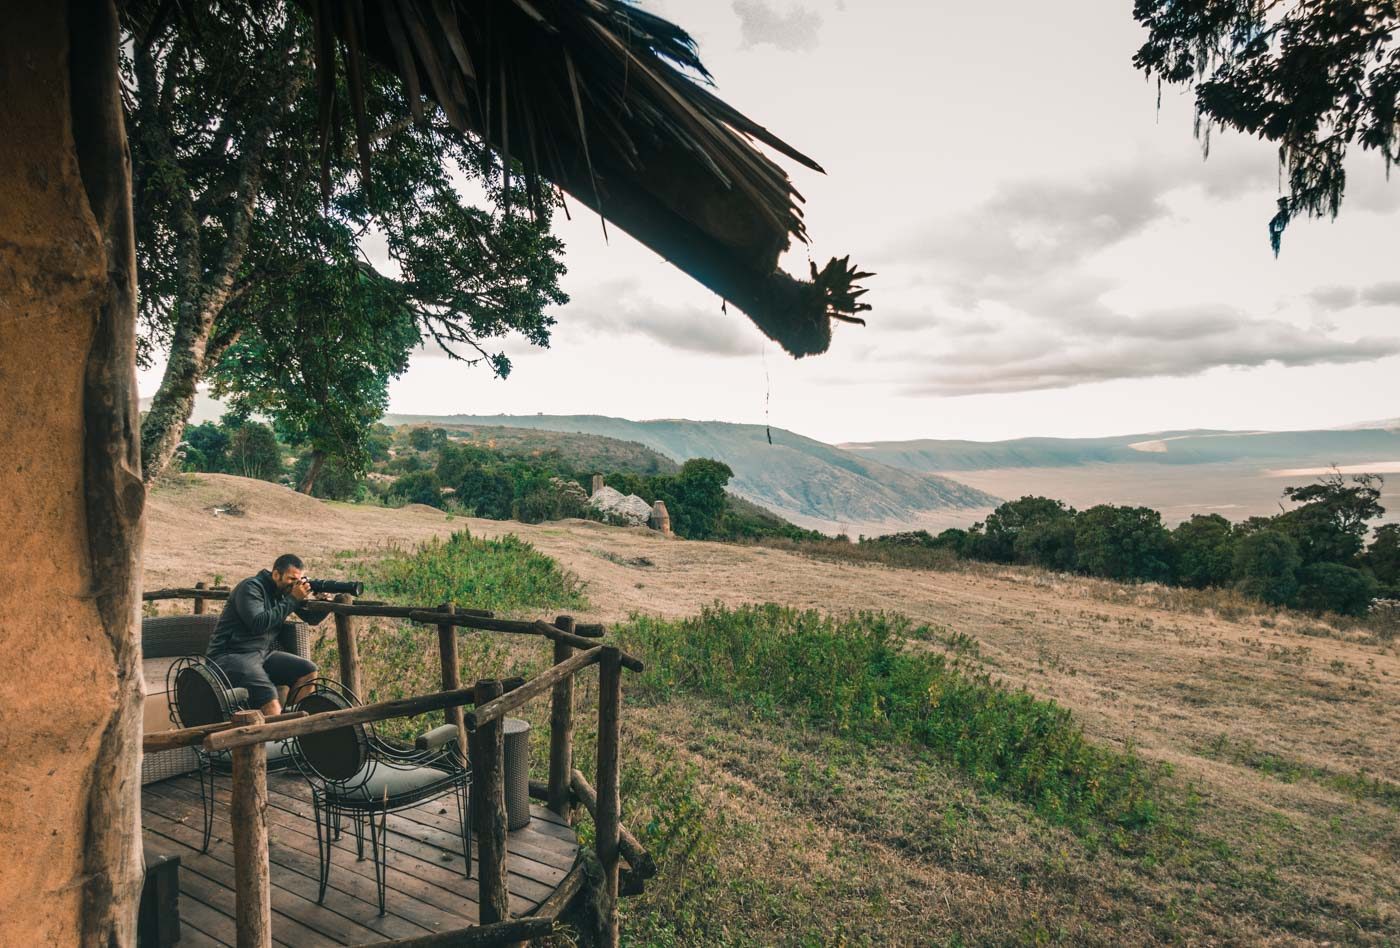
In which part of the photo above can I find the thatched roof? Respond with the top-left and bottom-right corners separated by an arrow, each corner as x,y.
303,0 -> 870,356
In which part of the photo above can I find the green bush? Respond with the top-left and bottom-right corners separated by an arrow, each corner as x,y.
1234,530 -> 1302,606
1172,514 -> 1237,588
387,471 -> 443,508
363,529 -> 587,615
1074,505 -> 1174,583
1295,562 -> 1378,617
618,604 -> 1161,832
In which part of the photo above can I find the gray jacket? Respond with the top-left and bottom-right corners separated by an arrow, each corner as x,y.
207,569 -> 327,657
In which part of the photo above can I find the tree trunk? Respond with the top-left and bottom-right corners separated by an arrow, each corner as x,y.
140,310 -> 216,482
298,448 -> 327,494
0,2 -> 145,945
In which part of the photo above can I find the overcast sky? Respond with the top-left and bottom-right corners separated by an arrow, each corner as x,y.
138,1 -> 1400,444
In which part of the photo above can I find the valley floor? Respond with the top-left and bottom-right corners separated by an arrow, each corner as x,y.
148,474 -> 1400,943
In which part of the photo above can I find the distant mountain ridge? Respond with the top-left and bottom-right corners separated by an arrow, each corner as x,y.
383,413 -> 1000,534
840,427 -> 1400,472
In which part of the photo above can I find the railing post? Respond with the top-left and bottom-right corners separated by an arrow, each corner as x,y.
230,709 -> 271,948
437,602 -> 465,756
193,580 -> 207,615
596,647 -> 623,948
333,593 -> 362,698
469,679 -> 510,925
547,615 -> 576,820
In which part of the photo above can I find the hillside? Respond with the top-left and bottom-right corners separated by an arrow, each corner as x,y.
385,413 -> 1000,535
146,474 -> 1400,944
438,424 -> 679,476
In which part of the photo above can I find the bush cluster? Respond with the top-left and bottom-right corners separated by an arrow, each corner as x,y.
875,472 -> 1395,617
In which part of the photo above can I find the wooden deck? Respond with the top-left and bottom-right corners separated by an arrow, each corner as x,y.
141,771 -> 579,946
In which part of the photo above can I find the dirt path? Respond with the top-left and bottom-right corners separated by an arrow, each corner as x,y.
148,474 -> 1400,793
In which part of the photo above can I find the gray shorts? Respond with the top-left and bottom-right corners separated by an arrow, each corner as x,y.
210,650 -> 317,709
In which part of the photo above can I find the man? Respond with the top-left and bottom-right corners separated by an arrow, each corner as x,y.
207,553 -> 328,715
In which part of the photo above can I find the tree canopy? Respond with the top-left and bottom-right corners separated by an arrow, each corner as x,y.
127,2 -> 566,482
1132,0 -> 1400,252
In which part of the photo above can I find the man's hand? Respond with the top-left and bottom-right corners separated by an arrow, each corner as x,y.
289,578 -> 312,602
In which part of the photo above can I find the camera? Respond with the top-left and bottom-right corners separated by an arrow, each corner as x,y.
306,578 -> 364,596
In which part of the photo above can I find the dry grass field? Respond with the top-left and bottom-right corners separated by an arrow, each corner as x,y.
147,474 -> 1400,944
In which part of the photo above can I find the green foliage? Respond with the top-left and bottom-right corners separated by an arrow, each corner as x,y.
1365,523 -> 1400,594
1234,531 -> 1302,606
387,471 -> 442,507
291,451 -> 364,501
977,495 -> 1077,564
1295,562 -> 1378,617
183,422 -> 230,472
1275,472 -> 1384,566
224,419 -> 283,481
363,529 -> 586,615
409,427 -> 448,452
1074,505 -> 1174,583
619,604 -> 1162,832
1132,0 -> 1400,252
1172,514 -> 1237,589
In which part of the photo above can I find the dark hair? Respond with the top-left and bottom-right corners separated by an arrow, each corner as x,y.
273,553 -> 304,573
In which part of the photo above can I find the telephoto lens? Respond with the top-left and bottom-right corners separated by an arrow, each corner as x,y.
307,579 -> 364,596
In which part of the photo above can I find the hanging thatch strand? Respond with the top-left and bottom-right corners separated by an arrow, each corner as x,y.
301,0 -> 872,356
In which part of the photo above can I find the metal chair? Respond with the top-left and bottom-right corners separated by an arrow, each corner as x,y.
165,657 -> 297,852
289,679 -> 471,915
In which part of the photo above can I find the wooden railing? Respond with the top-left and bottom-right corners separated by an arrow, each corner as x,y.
142,587 -> 651,948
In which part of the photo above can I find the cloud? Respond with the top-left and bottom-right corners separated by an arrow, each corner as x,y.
732,0 -> 822,52
900,306 -> 1400,396
1307,285 -> 1359,309
1360,281 -> 1400,306
558,280 -> 760,357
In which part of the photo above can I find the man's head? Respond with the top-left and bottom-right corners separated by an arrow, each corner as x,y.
270,553 -> 305,592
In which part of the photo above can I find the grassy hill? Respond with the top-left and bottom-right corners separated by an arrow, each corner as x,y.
385,413 -> 1000,534
147,474 -> 1400,944
437,423 -> 680,476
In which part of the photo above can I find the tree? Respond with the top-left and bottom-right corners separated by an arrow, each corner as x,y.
207,254 -> 419,493
1295,562 -> 1378,616
976,496 -> 1077,564
388,470 -> 443,508
182,421 -> 230,472
1365,523 -> 1400,594
658,459 -> 735,540
129,4 -> 566,483
1172,514 -> 1238,588
1015,518 -> 1080,572
224,420 -> 283,482
1234,530 -> 1303,606
1275,471 -> 1384,566
1074,505 -> 1175,582
1132,0 -> 1400,253
409,427 -> 449,452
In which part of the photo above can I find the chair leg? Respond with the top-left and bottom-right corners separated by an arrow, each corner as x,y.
312,793 -> 333,904
353,810 -> 366,860
368,807 -> 388,916
454,783 -> 472,879
196,758 -> 214,854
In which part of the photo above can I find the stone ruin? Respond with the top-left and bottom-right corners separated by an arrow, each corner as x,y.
587,481 -> 674,536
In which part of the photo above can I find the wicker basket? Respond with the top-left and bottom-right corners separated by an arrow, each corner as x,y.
503,717 -> 532,830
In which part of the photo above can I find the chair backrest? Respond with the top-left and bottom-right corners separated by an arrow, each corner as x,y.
142,615 -> 220,659
170,659 -> 241,728
293,689 -> 370,784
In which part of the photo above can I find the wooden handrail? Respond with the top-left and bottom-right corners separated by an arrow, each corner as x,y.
464,648 -> 600,731
353,915 -> 555,947
142,711 -> 307,753
570,769 -> 657,880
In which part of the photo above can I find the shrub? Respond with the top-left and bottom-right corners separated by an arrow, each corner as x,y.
1295,562 -> 1378,617
1234,530 -> 1301,606
618,604 -> 1162,832
1172,514 -> 1237,588
1074,505 -> 1174,583
364,529 -> 587,614
387,471 -> 443,508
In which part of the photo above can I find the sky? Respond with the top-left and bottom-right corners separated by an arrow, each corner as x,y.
138,1 -> 1400,444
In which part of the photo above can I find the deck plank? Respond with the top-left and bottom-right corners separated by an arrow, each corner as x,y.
141,771 -> 579,945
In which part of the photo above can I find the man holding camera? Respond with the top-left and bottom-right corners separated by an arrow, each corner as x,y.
207,553 -> 328,715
